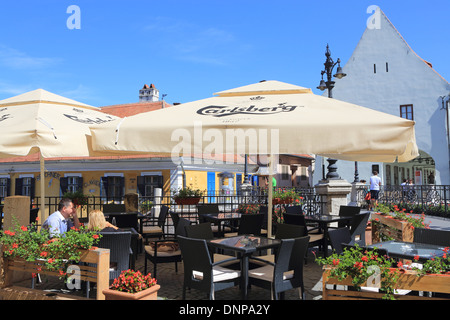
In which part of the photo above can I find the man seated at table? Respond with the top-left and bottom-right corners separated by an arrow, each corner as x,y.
42,198 -> 81,237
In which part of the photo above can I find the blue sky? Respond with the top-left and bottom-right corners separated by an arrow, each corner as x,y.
0,0 -> 448,107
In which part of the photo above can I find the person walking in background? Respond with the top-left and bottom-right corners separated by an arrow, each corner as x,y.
401,179 -> 408,197
369,171 -> 382,210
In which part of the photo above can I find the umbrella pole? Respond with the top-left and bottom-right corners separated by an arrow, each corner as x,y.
40,153 -> 46,221
267,154 -> 273,238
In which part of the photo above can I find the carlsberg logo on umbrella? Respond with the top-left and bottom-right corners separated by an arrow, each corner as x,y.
63,113 -> 116,125
197,103 -> 299,117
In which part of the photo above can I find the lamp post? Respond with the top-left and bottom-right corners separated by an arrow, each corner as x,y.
317,44 -> 347,180
240,154 -> 253,198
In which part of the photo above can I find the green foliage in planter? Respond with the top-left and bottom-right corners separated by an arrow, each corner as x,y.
408,247 -> 450,275
236,204 -> 260,214
62,190 -> 89,207
140,200 -> 153,213
272,188 -> 303,204
172,186 -> 204,199
374,203 -> 430,229
316,244 -> 400,300
109,269 -> 157,294
1,217 -> 101,279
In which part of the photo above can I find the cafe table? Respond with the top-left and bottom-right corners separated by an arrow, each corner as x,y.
304,214 -> 355,257
201,212 -> 242,237
208,235 -> 281,299
368,240 -> 447,262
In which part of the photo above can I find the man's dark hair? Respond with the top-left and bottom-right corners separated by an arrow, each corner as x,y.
58,198 -> 73,211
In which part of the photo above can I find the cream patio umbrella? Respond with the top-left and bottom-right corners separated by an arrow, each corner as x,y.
0,89 -> 120,217
90,80 -> 419,236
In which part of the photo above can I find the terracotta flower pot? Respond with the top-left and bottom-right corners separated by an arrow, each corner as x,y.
102,284 -> 160,300
175,197 -> 201,205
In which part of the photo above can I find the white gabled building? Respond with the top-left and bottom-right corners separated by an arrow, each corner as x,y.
314,8 -> 450,186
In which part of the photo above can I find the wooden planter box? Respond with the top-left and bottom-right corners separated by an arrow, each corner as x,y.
371,213 -> 414,243
1,248 -> 110,300
322,268 -> 450,300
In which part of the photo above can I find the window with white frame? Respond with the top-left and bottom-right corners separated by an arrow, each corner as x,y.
101,174 -> 124,201
137,173 -> 163,197
281,165 -> 290,180
0,177 -> 10,198
60,174 -> 83,194
15,176 -> 35,197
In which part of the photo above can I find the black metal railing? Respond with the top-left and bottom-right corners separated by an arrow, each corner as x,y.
355,184 -> 450,217
1,187 -> 324,227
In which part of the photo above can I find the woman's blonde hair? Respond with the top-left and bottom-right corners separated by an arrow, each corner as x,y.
88,209 -> 107,231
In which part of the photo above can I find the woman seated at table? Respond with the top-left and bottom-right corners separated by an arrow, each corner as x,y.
87,209 -> 119,232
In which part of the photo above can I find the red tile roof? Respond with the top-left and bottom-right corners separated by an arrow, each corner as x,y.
100,101 -> 172,118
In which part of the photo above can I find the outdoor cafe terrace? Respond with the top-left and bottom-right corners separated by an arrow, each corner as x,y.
2,185 -> 450,303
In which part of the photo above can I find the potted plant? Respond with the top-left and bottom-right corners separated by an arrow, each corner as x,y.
316,244 -> 401,300
318,245 -> 450,300
102,269 -> 160,300
63,190 -> 89,208
172,186 -> 204,205
272,188 -> 302,205
236,204 -> 260,215
140,200 -> 153,214
371,203 -> 430,242
0,217 -> 101,280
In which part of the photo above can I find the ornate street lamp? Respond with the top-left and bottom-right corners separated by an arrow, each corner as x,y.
317,44 -> 347,180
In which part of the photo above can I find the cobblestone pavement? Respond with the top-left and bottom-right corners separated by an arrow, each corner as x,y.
152,250 -> 324,300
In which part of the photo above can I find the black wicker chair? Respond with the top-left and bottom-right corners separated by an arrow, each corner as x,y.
337,205 -> 361,228
141,205 -> 169,243
249,236 -> 310,300
413,228 -> 450,247
97,231 -> 132,280
328,227 -> 353,254
282,213 -> 324,252
184,222 -> 235,264
224,213 -> 265,237
178,236 -> 241,300
349,213 -> 370,246
285,206 -> 303,215
144,218 -> 191,278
